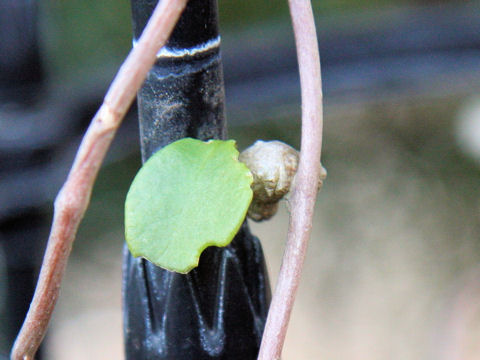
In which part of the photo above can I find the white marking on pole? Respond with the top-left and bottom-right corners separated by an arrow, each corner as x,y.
133,36 -> 221,58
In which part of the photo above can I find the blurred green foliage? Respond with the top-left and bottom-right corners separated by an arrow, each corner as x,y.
42,0 -> 132,76
41,0 -> 396,77
219,0 -> 395,29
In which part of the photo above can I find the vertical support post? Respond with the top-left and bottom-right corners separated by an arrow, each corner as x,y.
0,0 -> 43,103
123,0 -> 271,358
0,0 -> 45,357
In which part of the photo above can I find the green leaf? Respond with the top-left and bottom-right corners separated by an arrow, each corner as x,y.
125,138 -> 253,273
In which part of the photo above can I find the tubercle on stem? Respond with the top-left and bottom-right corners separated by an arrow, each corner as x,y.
239,140 -> 326,221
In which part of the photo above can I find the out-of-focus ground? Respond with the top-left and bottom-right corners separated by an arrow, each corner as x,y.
46,95 -> 480,359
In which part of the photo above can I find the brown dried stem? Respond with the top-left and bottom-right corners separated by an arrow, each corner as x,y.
10,1 -> 188,359
257,0 -> 323,359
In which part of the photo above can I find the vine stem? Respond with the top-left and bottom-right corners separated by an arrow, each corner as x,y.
257,0 -> 323,358
10,0 -> 188,359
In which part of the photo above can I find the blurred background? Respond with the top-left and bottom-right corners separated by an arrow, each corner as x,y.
1,0 -> 480,359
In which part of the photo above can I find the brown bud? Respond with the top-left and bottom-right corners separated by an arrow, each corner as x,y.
239,140 -> 326,221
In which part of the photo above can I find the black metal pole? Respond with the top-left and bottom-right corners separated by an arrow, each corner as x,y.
0,0 -> 43,104
123,0 -> 270,358
0,0 -> 46,357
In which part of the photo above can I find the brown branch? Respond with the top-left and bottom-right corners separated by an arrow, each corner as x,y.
10,1 -> 188,359
257,0 -> 323,358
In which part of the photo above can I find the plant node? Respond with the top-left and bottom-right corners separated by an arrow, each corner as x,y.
239,140 -> 326,221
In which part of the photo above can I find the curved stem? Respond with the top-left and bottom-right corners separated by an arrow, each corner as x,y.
257,0 -> 323,359
10,1 -> 188,359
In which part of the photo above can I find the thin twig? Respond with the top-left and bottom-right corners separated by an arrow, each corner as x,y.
257,0 -> 323,358
10,1 -> 188,359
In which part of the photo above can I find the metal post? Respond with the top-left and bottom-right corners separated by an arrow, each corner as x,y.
0,0 -> 45,357
123,0 -> 270,358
